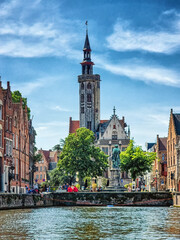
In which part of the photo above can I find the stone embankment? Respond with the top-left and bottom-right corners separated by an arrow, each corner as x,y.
173,192 -> 180,207
0,192 -> 173,210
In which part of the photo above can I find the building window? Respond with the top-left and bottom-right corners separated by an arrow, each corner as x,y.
40,174 -> 42,180
112,135 -> 117,140
81,94 -> 84,103
16,159 -> 18,175
81,83 -> 84,90
0,105 -> 2,120
102,147 -> 108,155
0,130 -> 2,148
14,116 -> 17,127
44,166 -> 46,171
6,117 -> 8,130
40,166 -> 42,172
162,154 -> 165,161
16,135 -> 18,149
82,66 -> 85,74
87,82 -> 91,89
113,125 -> 116,129
87,94 -> 92,102
81,107 -> 84,113
87,121 -> 91,130
9,118 -> 12,131
36,175 -> 39,179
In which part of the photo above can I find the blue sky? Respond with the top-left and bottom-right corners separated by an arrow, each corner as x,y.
0,0 -> 180,149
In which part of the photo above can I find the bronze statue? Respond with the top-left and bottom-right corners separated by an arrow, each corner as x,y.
112,145 -> 120,169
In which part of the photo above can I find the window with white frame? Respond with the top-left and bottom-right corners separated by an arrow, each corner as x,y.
0,105 -> 2,120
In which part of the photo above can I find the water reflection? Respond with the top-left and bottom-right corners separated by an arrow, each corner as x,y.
0,207 -> 179,240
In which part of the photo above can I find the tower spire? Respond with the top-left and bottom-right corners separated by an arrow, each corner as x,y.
81,21 -> 94,75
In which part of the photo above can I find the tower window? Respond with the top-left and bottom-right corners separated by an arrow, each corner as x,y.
81,107 -> 84,113
81,83 -> 84,90
87,82 -> 91,89
82,66 -> 85,74
81,94 -> 84,103
87,94 -> 92,102
87,121 -> 91,130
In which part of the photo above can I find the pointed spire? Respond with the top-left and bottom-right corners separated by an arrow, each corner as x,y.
113,106 -> 116,115
84,21 -> 91,51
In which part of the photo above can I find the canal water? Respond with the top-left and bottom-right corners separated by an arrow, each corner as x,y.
0,207 -> 179,240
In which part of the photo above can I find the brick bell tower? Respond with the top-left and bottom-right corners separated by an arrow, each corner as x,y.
78,22 -> 100,132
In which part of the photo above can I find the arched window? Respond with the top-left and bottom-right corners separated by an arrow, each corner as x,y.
81,94 -> 84,103
87,94 -> 92,102
81,83 -> 84,90
87,82 -> 91,89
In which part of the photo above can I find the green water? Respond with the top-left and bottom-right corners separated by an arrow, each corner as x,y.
0,207 -> 179,240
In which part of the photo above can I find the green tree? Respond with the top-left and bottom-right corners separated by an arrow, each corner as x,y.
120,140 -> 156,180
52,139 -> 65,151
49,168 -> 75,187
58,128 -> 108,183
11,90 -> 31,120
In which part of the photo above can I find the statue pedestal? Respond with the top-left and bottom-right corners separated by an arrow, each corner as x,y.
106,168 -> 125,191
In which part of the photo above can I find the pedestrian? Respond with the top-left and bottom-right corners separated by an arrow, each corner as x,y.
67,185 -> 73,192
73,185 -> 79,192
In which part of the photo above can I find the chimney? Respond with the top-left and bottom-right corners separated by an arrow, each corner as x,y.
7,81 -> 10,90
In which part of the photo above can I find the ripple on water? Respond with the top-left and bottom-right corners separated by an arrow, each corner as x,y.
0,207 -> 179,240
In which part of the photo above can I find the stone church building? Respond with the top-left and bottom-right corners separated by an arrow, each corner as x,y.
69,28 -> 130,183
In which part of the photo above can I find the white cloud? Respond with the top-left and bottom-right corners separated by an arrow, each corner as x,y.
11,76 -> 59,95
106,18 -> 180,54
96,58 -> 180,87
0,0 -> 81,58
51,106 -> 70,112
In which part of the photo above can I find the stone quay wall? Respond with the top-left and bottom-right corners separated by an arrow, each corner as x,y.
173,192 -> 180,207
0,192 -> 173,210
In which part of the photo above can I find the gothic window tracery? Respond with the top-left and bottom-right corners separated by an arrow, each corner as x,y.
81,94 -> 84,103
87,94 -> 92,102
87,82 -> 91,89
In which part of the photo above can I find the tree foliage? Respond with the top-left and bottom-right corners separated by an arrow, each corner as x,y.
58,128 -> 108,181
11,90 -> 31,120
120,140 -> 156,180
49,168 -> 75,187
52,139 -> 65,151
33,146 -> 42,163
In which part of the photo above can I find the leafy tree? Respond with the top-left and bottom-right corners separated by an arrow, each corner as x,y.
33,146 -> 42,163
58,128 -> 108,184
11,90 -> 31,120
52,138 -> 65,151
49,168 -> 75,187
120,140 -> 156,180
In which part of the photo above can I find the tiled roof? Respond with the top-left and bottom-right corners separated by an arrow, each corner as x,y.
173,114 -> 180,135
158,137 -> 167,151
146,143 -> 156,150
42,150 -> 50,161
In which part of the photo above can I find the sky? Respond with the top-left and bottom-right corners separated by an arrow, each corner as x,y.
0,0 -> 180,150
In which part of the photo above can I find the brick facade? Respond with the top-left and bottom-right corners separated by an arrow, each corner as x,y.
167,109 -> 180,192
0,81 -> 30,193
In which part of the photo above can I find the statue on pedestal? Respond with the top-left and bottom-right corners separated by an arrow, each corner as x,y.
112,145 -> 120,169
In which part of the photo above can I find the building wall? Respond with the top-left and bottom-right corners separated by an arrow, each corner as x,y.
0,81 -> 30,193
167,110 -> 179,192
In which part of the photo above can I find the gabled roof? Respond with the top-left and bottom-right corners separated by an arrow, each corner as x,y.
158,137 -> 167,151
173,114 -> 180,135
42,150 -> 50,161
146,143 -> 156,151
